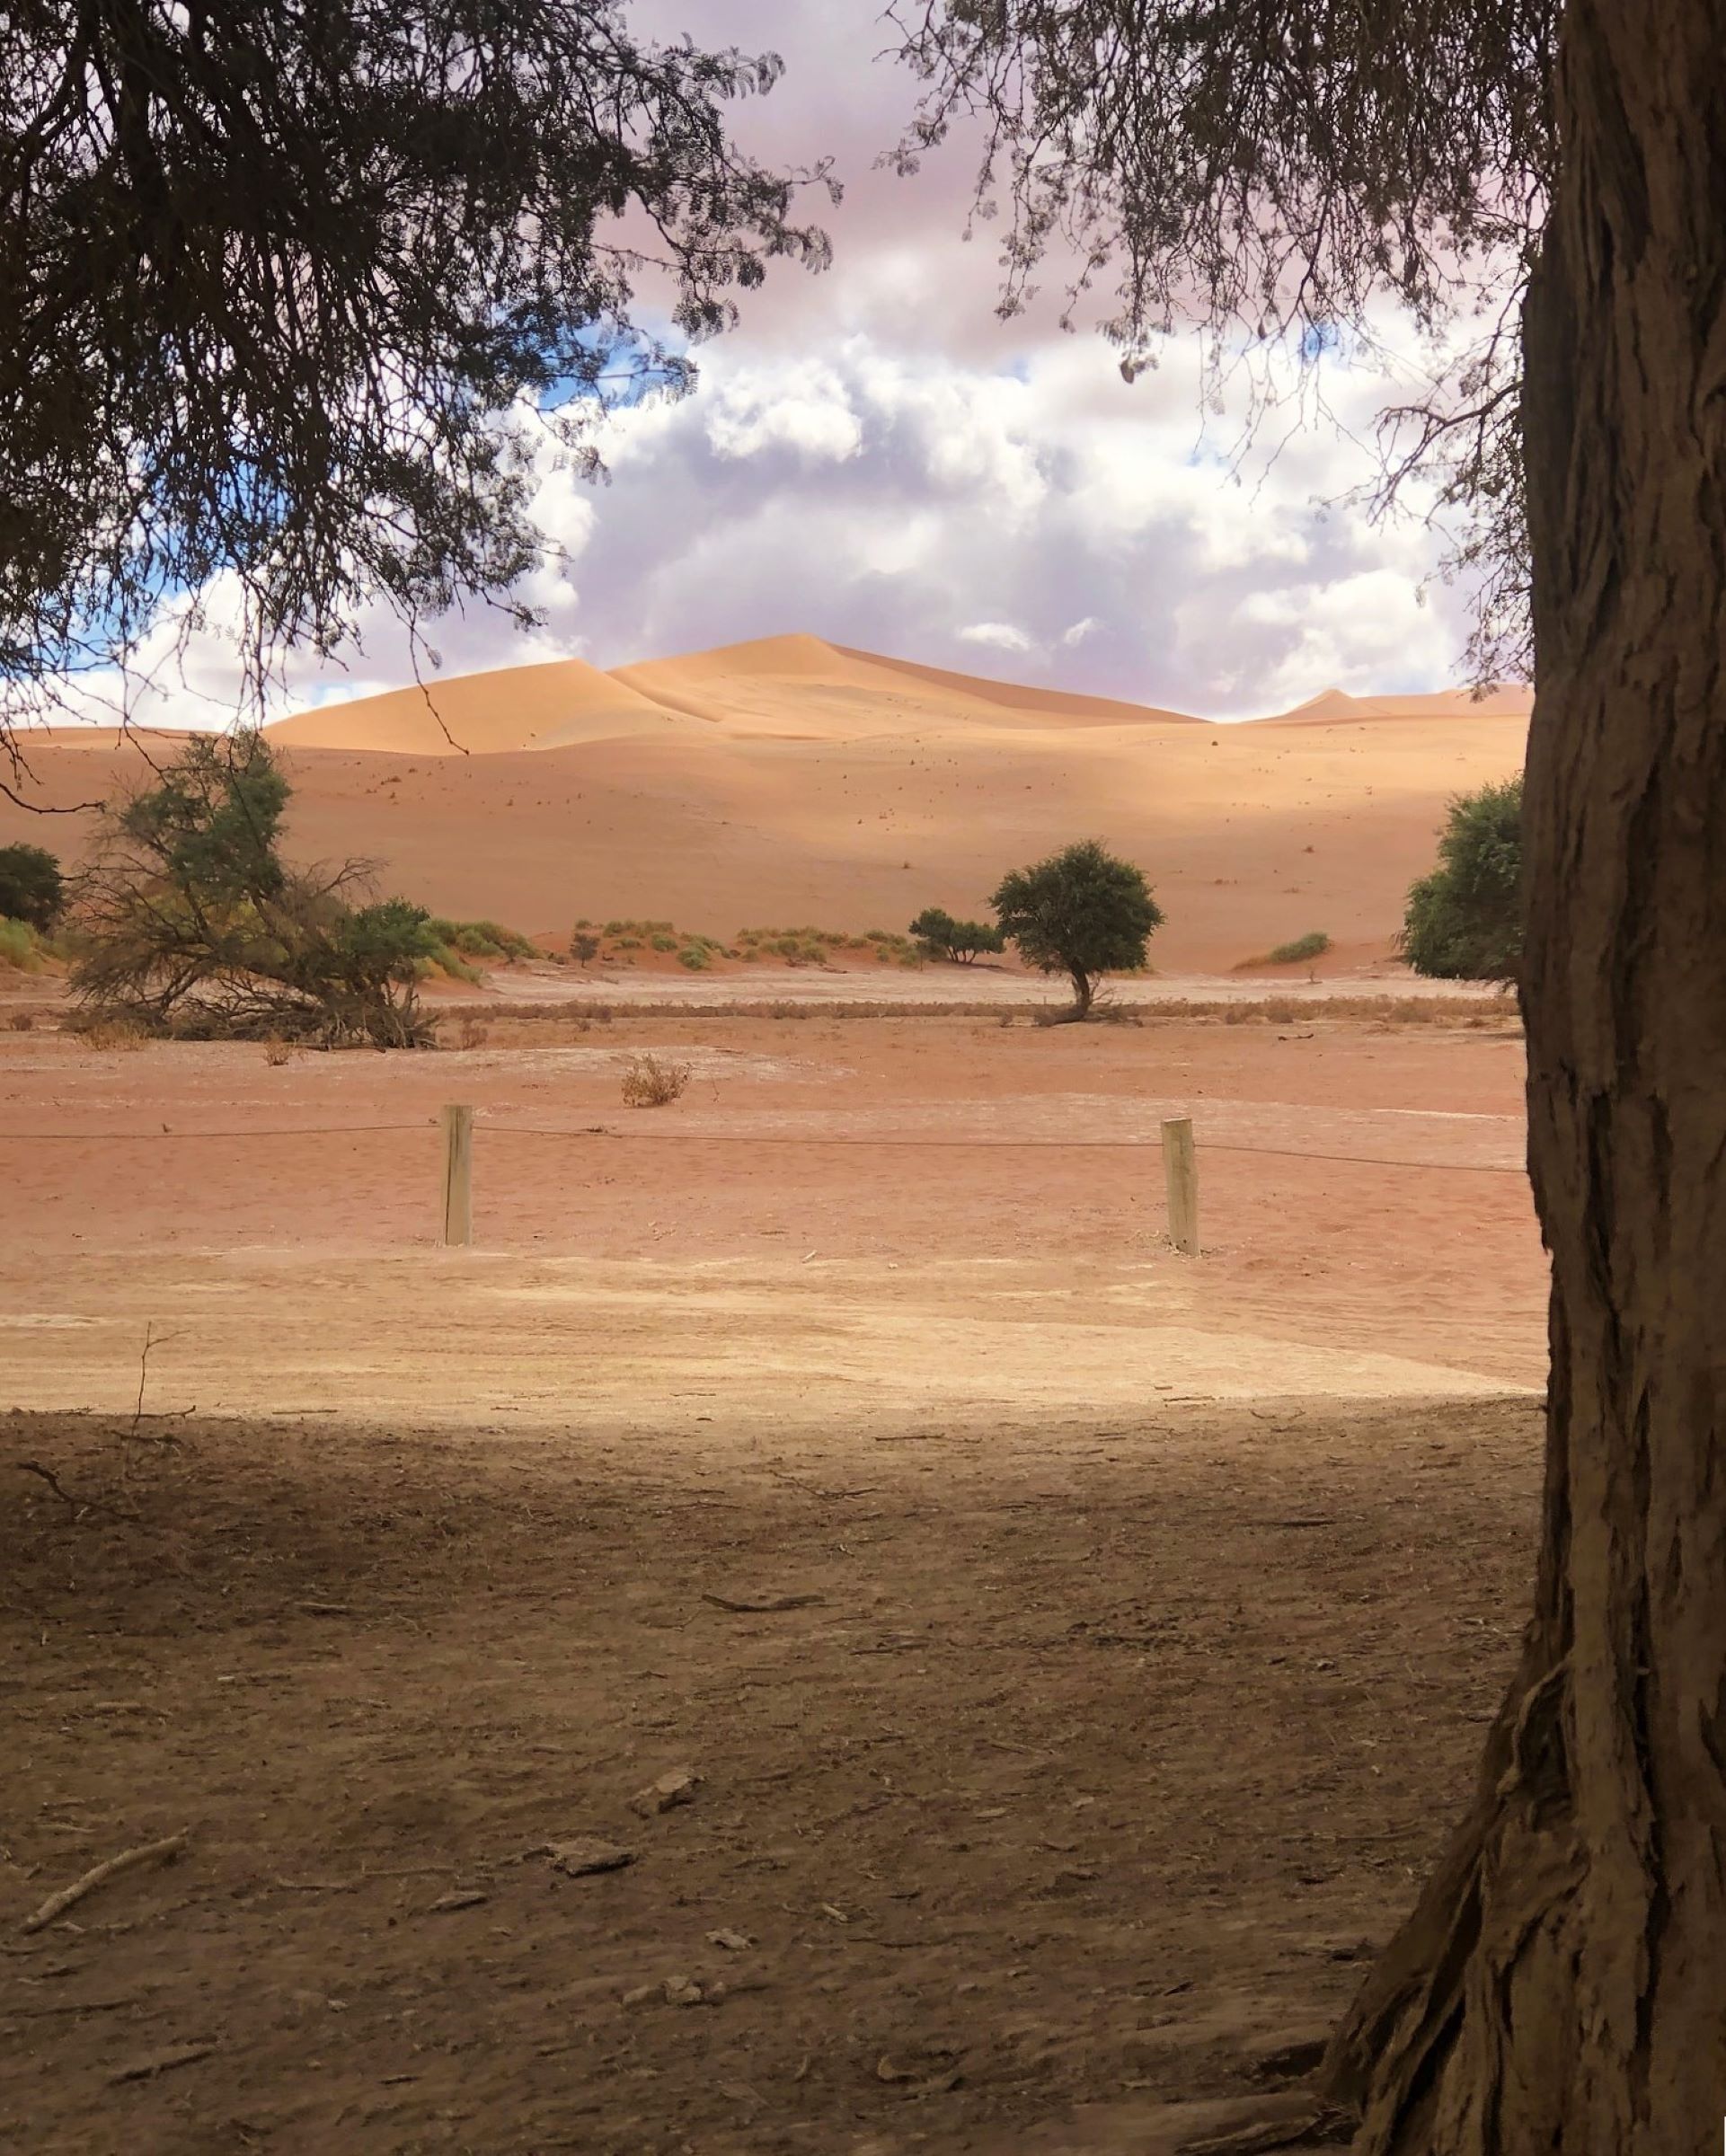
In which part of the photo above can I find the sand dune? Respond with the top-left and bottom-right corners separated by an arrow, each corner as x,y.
266,655 -> 693,756
1265,685 -> 1535,726
611,632 -> 1200,736
1,634 -> 1528,972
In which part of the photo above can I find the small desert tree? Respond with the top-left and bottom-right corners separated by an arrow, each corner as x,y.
0,843 -> 64,930
72,731 -> 435,1045
1403,775 -> 1523,983
908,906 -> 1007,964
990,840 -> 1161,1019
570,930 -> 601,967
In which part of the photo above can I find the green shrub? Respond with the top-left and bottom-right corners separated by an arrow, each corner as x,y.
651,933 -> 677,952
678,946 -> 710,970
1266,931 -> 1332,966
910,906 -> 1008,963
0,844 -> 64,931
1403,775 -> 1522,981
424,915 -> 537,962
0,917 -> 43,970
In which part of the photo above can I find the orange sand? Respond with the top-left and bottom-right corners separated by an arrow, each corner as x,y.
0,634 -> 1528,973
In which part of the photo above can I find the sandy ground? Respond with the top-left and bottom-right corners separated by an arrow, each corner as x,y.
0,1011 -> 1543,1403
2,1396 -> 1541,2156
2,634 -> 1528,973
0,1010 -> 1550,2152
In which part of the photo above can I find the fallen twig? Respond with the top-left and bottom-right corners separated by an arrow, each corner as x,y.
766,1469 -> 880,1501
702,1591 -> 826,1614
13,1461 -> 137,1524
109,2041 -> 215,2085
20,1830 -> 190,1935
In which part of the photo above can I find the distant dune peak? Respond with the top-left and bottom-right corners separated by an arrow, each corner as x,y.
261,631 -> 1534,755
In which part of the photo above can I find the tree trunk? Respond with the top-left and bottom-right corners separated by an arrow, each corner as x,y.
1069,968 -> 1095,1020
1324,5 -> 1726,2150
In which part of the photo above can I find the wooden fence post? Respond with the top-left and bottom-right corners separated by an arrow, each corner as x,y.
1162,1117 -> 1199,1255
441,1103 -> 474,1247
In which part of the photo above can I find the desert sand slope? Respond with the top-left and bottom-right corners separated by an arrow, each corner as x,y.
831,643 -> 1203,729
264,655 -> 693,755
0,638 -> 1528,972
606,632 -> 1192,738
1264,685 -> 1536,726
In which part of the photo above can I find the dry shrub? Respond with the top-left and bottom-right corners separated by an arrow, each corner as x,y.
7,1012 -> 33,1031
620,1052 -> 691,1108
262,1038 -> 294,1066
458,1016 -> 491,1050
81,1018 -> 147,1052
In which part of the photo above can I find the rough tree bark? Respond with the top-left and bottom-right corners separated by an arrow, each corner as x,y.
1321,5 -> 1726,2151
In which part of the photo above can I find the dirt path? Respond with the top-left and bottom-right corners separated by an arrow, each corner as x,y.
2,1395 -> 1540,2156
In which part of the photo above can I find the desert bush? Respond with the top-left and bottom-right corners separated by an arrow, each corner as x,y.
457,1016 -> 491,1048
1402,774 -> 1523,981
619,1052 -> 691,1107
71,734 -> 437,1046
1261,930 -> 1332,966
425,916 -> 537,963
78,1016 -> 147,1051
0,917 -> 43,970
0,845 -> 64,932
677,946 -> 710,969
651,932 -> 678,952
909,906 -> 1007,963
8,1012 -> 35,1030
262,1038 -> 294,1065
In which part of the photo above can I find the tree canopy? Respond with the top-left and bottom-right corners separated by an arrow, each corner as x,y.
0,841 -> 65,930
0,2 -> 829,767
908,906 -> 1007,964
1402,774 -> 1523,982
990,838 -> 1161,1017
890,2 -> 1557,681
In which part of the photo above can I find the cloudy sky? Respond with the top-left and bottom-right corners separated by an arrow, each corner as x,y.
108,4 -> 1486,729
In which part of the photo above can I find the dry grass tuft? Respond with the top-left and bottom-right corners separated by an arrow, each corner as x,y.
80,1018 -> 148,1052
619,1052 -> 692,1108
262,1038 -> 294,1066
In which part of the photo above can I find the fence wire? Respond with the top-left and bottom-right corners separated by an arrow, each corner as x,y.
1,1116 -> 1526,1175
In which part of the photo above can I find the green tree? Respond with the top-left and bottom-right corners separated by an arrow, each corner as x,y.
0,842 -> 64,930
990,840 -> 1161,1019
908,906 -> 1006,963
72,732 -> 435,1045
1403,777 -> 1523,983
895,6 -> 1724,2150
570,931 -> 602,967
0,4 -> 828,764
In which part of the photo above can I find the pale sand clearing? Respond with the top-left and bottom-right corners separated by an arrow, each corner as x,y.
0,633 -> 1528,972
0,1013 -> 1545,1410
